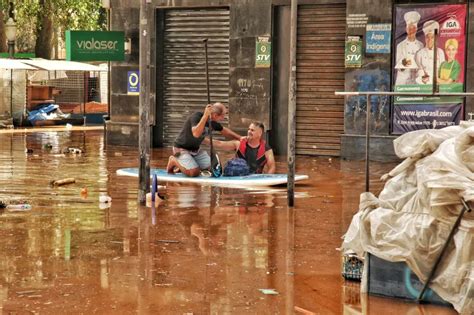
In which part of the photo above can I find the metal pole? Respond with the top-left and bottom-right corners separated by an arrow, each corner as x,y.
138,0 -> 151,204
107,7 -> 111,119
287,0 -> 297,207
10,70 -> 13,118
83,72 -> 87,126
418,199 -> 472,301
365,94 -> 371,192
432,29 -> 438,94
8,41 -> 15,59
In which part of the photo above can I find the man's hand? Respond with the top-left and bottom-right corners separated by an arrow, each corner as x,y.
204,104 -> 213,119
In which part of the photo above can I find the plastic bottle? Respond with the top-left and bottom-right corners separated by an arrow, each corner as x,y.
6,204 -> 32,211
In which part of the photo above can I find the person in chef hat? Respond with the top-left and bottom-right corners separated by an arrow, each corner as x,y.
414,20 -> 445,85
395,11 -> 423,85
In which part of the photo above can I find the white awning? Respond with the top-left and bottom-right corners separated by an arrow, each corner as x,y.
0,59 -> 37,70
22,59 -> 102,71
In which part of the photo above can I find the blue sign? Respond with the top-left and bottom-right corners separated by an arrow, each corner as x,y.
366,24 -> 391,54
127,71 -> 139,95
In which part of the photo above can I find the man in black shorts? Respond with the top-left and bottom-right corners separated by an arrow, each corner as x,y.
166,102 -> 242,177
205,121 -> 276,174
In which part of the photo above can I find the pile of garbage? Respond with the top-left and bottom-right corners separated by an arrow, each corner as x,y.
342,121 -> 474,314
27,103 -> 70,124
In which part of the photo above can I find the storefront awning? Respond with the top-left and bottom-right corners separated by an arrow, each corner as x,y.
21,59 -> 102,71
0,59 -> 37,70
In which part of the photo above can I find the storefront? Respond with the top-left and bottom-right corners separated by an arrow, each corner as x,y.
105,0 -> 347,157
342,0 -> 474,160
105,0 -> 473,161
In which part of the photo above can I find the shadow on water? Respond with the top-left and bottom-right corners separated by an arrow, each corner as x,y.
0,129 -> 457,314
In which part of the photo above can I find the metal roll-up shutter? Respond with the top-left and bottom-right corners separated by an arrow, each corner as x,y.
162,8 -> 230,146
296,3 -> 346,156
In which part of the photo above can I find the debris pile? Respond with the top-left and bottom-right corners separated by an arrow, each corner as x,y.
342,121 -> 474,314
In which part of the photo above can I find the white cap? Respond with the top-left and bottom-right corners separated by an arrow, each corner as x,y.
404,11 -> 420,25
423,20 -> 439,35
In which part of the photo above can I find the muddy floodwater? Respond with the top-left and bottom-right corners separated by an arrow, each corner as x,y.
0,128 -> 458,314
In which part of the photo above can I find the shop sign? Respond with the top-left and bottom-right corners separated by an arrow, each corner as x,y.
345,36 -> 362,68
255,37 -> 271,68
366,24 -> 391,53
66,30 -> 125,61
127,71 -> 139,95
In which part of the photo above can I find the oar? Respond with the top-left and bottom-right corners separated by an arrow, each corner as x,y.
203,38 -> 222,177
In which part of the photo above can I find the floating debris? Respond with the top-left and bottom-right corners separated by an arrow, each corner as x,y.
50,178 -> 76,187
258,288 -> 279,295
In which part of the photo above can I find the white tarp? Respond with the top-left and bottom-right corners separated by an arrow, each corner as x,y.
342,121 -> 474,315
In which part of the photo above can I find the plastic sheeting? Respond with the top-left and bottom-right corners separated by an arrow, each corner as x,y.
342,121 -> 474,314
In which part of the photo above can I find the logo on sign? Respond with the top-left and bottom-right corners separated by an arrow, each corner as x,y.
76,38 -> 119,51
442,16 -> 460,30
440,15 -> 461,36
127,71 -> 139,95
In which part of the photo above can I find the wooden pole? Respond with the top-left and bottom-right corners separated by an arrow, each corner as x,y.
138,0 -> 151,204
287,0 -> 297,207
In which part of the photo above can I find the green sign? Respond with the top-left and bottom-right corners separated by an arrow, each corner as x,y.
66,30 -> 125,61
255,36 -> 271,68
345,36 -> 362,68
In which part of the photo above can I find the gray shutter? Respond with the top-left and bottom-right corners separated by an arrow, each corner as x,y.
162,8 -> 230,147
296,3 -> 346,156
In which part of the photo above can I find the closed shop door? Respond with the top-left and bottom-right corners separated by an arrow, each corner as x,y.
161,8 -> 230,147
296,3 -> 346,156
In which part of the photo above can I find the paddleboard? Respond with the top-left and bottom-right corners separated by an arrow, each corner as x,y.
117,168 -> 308,187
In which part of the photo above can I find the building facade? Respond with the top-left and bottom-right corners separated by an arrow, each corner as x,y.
105,0 -> 474,161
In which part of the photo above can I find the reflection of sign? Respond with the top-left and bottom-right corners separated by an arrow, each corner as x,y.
255,37 -> 271,68
127,71 -> 139,95
66,31 -> 125,61
366,24 -> 391,53
345,36 -> 362,68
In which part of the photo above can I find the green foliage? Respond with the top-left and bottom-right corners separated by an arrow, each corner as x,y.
2,0 -> 106,53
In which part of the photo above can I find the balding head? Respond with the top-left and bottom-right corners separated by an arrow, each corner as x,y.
211,102 -> 226,121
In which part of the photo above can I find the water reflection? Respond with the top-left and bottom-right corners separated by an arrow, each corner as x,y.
0,129 -> 457,314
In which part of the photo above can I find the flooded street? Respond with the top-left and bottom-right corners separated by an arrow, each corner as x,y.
0,128 -> 457,314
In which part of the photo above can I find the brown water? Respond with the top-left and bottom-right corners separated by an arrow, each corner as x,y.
0,128 -> 457,314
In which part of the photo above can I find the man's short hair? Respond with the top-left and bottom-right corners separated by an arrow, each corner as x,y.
212,102 -> 225,115
251,121 -> 265,132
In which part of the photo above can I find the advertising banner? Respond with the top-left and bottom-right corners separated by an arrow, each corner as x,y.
392,4 -> 466,133
393,103 -> 462,134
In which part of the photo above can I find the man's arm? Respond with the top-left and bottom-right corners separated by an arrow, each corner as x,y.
220,127 -> 242,140
191,105 -> 212,138
264,150 -> 276,174
203,137 -> 239,151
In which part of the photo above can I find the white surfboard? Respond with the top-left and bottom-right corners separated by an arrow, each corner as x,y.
116,168 -> 309,187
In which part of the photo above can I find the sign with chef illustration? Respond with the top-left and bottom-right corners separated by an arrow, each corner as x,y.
392,4 -> 467,134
